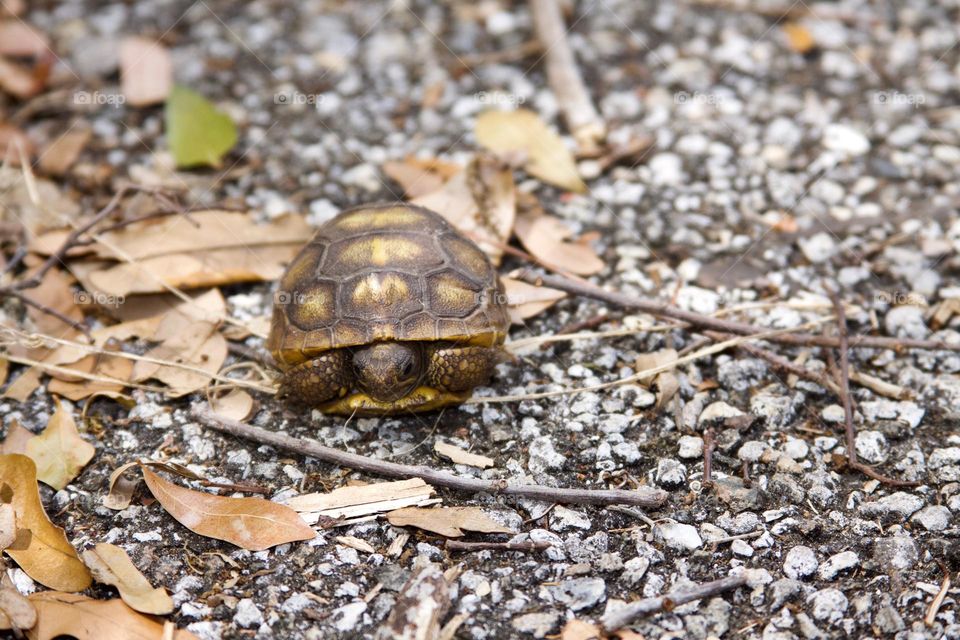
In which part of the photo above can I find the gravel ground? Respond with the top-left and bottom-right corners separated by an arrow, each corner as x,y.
4,0 -> 960,638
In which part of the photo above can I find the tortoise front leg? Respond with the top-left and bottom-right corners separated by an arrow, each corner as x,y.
277,350 -> 353,406
426,345 -> 502,393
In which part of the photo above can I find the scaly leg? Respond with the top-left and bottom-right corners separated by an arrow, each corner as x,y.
426,345 -> 503,393
277,350 -> 353,406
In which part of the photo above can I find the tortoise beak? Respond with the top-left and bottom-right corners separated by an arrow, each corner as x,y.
351,343 -> 423,402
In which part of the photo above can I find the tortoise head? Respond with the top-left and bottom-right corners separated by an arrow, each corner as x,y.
351,342 -> 424,402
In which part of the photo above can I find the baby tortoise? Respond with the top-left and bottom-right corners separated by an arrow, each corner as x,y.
267,203 -> 510,415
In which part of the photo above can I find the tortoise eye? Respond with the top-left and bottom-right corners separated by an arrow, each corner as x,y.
401,361 -> 413,376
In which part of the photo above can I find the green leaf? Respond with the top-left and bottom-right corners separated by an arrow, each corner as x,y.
164,85 -> 238,169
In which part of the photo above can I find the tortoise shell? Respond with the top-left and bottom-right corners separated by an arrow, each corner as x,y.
267,203 -> 509,368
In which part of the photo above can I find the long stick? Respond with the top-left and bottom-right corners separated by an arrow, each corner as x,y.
601,574 -> 747,631
529,0 -> 606,151
192,406 -> 668,508
521,271 -> 960,352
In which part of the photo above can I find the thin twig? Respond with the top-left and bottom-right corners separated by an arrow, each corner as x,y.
703,428 -> 715,488
192,406 -> 668,508
521,271 -> 960,353
925,572 -> 951,626
8,290 -> 90,339
601,575 -> 748,631
529,0 -> 606,151
830,293 -> 919,488
445,540 -> 551,553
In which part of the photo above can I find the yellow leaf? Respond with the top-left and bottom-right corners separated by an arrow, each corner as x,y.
25,399 -> 95,490
475,109 -> 587,193
142,467 -> 316,551
386,507 -> 513,537
82,543 -> 173,615
0,454 -> 91,591
26,592 -> 198,640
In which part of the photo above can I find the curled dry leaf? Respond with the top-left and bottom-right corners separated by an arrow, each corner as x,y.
0,454 -> 92,591
433,441 -> 494,469
82,543 -> 173,615
25,398 -> 95,490
383,156 -> 461,198
413,155 -> 516,265
499,276 -> 566,323
0,123 -> 33,164
0,586 -> 36,631
26,592 -> 199,640
119,37 -> 172,107
475,109 -> 587,193
209,389 -> 255,422
0,55 -> 45,99
635,348 -> 680,410
514,212 -> 604,276
141,467 -> 315,551
81,210 -> 310,296
102,462 -> 139,511
386,507 -> 513,538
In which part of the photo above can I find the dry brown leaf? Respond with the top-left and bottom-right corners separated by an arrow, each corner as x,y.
0,454 -> 92,591
209,390 -> 255,422
561,619 -> 603,640
413,156 -> 516,265
0,20 -> 49,56
132,320 -> 227,396
102,462 -> 140,511
2,368 -> 41,402
475,109 -> 587,193
500,276 -> 566,323
287,478 -> 436,521
25,398 -> 95,490
1,419 -> 33,455
82,211 -> 310,296
433,441 -> 494,469
0,55 -> 42,99
82,543 -> 173,615
0,0 -> 24,17
0,358 -> 7,388
383,156 -> 461,198
514,212 -> 604,276
141,467 -> 315,550
0,166 -> 80,233
386,507 -> 513,537
46,351 -> 133,400
0,586 -> 36,631
119,37 -> 172,107
783,22 -> 816,54
39,125 -> 91,175
26,592 -> 198,640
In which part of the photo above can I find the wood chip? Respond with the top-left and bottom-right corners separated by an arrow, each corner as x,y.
334,536 -> 376,554
386,507 -> 513,538
434,441 -> 494,469
287,478 -> 436,522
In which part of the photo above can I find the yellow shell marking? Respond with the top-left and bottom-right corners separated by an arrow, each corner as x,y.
334,208 -> 427,231
430,273 -> 477,313
339,236 -> 425,268
352,272 -> 410,308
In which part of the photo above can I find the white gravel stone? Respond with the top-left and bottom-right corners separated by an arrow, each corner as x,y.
699,401 -> 744,424
859,492 -> 925,519
855,431 -> 888,464
738,440 -> 769,462
817,551 -> 859,580
808,588 -> 848,624
821,405 -> 845,423
783,545 -> 818,579
799,232 -> 837,263
551,506 -> 592,531
655,522 -> 703,552
731,539 -> 754,557
234,599 -> 263,628
678,435 -> 704,459
911,505 -> 951,531
333,601 -> 367,632
873,536 -> 918,570
648,152 -> 684,186
512,612 -> 560,637
528,436 -> 566,472
884,306 -> 930,340
822,123 -> 870,155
